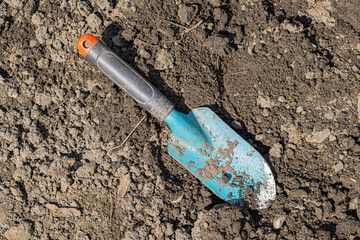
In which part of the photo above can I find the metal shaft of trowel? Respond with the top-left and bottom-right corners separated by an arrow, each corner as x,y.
76,34 -> 174,121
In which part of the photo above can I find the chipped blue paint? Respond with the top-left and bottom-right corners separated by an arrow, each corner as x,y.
164,108 -> 274,206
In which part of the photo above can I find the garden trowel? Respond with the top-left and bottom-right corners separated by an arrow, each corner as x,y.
76,34 -> 276,209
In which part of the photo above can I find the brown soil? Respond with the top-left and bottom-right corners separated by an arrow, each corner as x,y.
1,0 -> 359,239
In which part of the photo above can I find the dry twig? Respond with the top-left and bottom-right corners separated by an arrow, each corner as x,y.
164,19 -> 204,39
109,115 -> 146,151
170,193 -> 184,204
116,174 -> 131,200
109,193 -> 114,225
183,20 -> 204,34
163,19 -> 187,29
134,39 -> 157,47
357,93 -> 360,121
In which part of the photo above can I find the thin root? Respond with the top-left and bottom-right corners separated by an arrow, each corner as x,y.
134,39 -> 157,47
109,115 -> 146,151
164,19 -> 187,29
225,70 -> 249,76
164,19 -> 204,37
183,20 -> 203,34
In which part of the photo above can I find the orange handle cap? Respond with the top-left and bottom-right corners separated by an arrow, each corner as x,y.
76,34 -> 99,57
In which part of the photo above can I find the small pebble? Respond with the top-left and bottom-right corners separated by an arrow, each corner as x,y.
154,49 -> 174,70
278,96 -> 286,102
8,87 -> 19,98
305,72 -> 314,79
138,47 -> 151,59
273,215 -> 286,229
37,58 -> 49,69
296,106 -> 303,113
349,197 -> 358,210
329,135 -> 336,141
86,13 -> 102,29
31,12 -> 45,26
4,0 -> 24,8
332,161 -> 344,172
342,137 -> 355,150
269,143 -> 282,158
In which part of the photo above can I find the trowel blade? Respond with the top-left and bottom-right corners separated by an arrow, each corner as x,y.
165,107 -> 276,209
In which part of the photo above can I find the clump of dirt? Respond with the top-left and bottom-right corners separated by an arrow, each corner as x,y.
0,0 -> 359,239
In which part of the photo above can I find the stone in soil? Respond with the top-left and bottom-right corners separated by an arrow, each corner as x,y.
269,143 -> 283,158
154,49 -> 174,70
273,215 -> 286,229
4,222 -> 32,240
306,128 -> 331,144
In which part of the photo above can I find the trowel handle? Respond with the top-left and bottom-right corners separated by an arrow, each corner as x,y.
76,34 -> 174,121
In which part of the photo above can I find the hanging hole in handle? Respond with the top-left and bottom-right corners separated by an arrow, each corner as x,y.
77,34 -> 99,57
83,40 -> 91,49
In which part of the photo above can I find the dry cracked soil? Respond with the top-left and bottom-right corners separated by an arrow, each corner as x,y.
0,0 -> 360,239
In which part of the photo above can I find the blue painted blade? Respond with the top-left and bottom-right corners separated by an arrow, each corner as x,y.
164,108 -> 276,209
